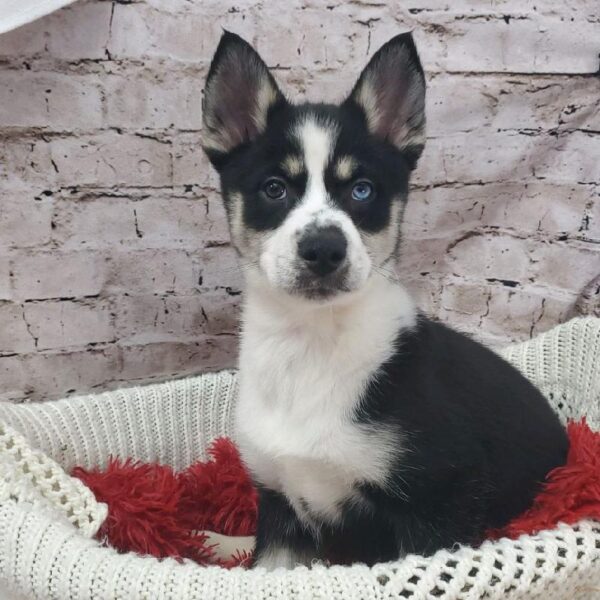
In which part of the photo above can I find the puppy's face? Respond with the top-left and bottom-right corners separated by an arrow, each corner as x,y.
202,32 -> 426,302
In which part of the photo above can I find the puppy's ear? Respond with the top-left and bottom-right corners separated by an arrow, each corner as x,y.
344,32 -> 426,170
202,31 -> 286,167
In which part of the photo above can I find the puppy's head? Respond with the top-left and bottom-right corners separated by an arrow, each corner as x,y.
202,32 -> 425,302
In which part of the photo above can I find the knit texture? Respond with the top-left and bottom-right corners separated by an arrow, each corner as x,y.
0,318 -> 599,600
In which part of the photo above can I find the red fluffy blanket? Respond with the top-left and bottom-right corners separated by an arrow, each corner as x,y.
73,420 -> 600,567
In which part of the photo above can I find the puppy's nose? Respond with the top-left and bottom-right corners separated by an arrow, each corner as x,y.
298,226 -> 347,277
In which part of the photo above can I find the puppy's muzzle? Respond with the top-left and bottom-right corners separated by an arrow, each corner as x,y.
297,226 -> 348,277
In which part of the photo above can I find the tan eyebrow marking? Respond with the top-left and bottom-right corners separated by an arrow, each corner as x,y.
281,154 -> 304,177
334,155 -> 358,180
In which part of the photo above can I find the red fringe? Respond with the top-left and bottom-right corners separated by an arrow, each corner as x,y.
73,437 -> 257,566
74,420 -> 600,567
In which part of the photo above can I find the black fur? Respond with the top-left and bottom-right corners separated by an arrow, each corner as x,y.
254,318 -> 568,565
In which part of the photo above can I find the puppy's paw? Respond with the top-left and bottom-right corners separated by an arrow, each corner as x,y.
253,547 -> 312,571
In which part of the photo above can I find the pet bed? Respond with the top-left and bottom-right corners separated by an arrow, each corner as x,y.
1,317 -> 599,600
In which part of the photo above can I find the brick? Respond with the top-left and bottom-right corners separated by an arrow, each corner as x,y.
106,250 -> 200,295
0,258 -> 11,300
439,17 -> 599,74
478,184 -> 593,236
200,289 -> 241,335
415,130 -> 600,187
118,337 -> 237,382
398,236 -> 451,277
198,246 -> 243,291
405,276 -> 444,317
1,0 -> 599,403
585,195 -> 600,242
11,252 -> 108,300
0,194 -> 53,249
255,8 -> 356,70
23,299 -> 114,351
172,135 -> 219,188
104,72 -> 202,130
483,286 -> 575,342
426,75 -> 600,137
438,280 -> 575,344
12,346 -> 119,401
50,133 -> 173,188
133,196 -> 229,248
446,233 -> 533,283
532,131 -> 600,185
405,183 -> 592,239
0,138 -> 56,190
108,4 -> 257,63
0,72 -> 103,130
0,354 -> 26,401
0,19 -> 46,57
52,196 -> 138,249
114,294 -> 208,344
0,2 -> 112,61
0,303 -> 36,354
531,242 -> 600,292
45,2 -> 112,61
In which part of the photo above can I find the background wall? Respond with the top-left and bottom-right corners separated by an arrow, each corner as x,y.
0,0 -> 598,401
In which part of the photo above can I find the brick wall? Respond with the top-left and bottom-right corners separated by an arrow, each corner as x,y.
0,0 -> 598,401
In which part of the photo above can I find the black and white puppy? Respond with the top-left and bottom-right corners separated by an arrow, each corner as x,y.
201,31 -> 568,569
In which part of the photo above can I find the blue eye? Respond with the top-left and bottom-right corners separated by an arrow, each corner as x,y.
263,178 -> 287,201
351,180 -> 374,202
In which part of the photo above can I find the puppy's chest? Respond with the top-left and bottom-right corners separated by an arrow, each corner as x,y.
237,328 -> 398,524
239,395 -> 393,525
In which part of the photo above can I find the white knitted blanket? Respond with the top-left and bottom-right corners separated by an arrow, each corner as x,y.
0,317 -> 599,600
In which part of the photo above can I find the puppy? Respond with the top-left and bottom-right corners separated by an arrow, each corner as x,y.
201,31 -> 568,569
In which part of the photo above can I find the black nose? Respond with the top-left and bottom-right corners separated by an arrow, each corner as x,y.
298,227 -> 348,277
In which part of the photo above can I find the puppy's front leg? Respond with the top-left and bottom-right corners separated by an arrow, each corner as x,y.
253,487 -> 319,570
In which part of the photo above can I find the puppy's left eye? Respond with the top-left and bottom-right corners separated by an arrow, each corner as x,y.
351,180 -> 374,203
262,178 -> 288,201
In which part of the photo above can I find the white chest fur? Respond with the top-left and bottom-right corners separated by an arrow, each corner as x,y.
235,276 -> 416,526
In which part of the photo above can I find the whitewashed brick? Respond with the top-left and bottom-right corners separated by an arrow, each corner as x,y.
439,280 -> 576,344
0,72 -> 103,130
134,197 -> 229,248
0,303 -> 36,354
427,75 -> 600,136
0,194 -> 53,248
415,130 -> 600,187
0,0 -> 598,401
118,337 -> 237,382
23,299 -> 114,350
0,258 -> 11,301
52,196 -> 138,249
446,233 -> 533,283
405,183 -> 591,239
12,346 -> 119,401
108,4 -> 258,63
172,135 -> 219,188
440,18 -> 599,74
0,355 -> 25,401
531,242 -> 600,292
106,250 -> 200,295
11,252 -> 108,300
105,73 -> 202,130
50,133 -> 173,187
45,2 -> 112,60
0,139 -> 56,189
114,294 -> 207,344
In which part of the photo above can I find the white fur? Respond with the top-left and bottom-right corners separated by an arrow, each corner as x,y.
233,114 -> 417,570
235,274 -> 416,536
254,546 -> 314,571
260,117 -> 371,294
